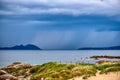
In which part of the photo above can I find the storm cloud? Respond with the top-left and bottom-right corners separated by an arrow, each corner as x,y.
0,0 -> 120,49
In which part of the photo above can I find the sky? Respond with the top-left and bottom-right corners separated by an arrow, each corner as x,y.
0,0 -> 120,50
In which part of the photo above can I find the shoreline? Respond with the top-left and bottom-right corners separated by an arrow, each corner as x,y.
0,60 -> 120,80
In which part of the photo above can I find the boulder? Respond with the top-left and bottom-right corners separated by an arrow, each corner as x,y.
13,62 -> 32,69
1,62 -> 32,70
0,74 -> 17,80
0,70 -> 7,75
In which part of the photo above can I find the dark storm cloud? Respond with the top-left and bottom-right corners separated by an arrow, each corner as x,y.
0,0 -> 120,49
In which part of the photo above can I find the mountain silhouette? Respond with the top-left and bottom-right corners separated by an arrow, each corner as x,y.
78,46 -> 120,50
0,44 -> 41,50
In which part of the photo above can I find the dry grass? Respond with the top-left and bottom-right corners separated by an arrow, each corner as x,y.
30,62 -> 96,80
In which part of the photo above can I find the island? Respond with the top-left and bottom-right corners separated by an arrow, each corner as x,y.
0,44 -> 41,50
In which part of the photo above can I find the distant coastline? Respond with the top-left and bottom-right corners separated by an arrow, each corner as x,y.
0,44 -> 41,50
78,46 -> 120,50
0,45 -> 120,50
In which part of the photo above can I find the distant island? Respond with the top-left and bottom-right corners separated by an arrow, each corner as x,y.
0,44 -> 41,50
78,46 -> 120,50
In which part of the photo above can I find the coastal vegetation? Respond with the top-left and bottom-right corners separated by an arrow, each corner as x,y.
30,62 -> 97,80
0,60 -> 120,80
96,62 -> 120,74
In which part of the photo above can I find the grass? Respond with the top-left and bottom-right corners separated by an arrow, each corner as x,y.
95,62 -> 120,74
105,66 -> 120,73
7,68 -> 19,73
29,61 -> 120,80
30,62 -> 97,80
1,61 -> 120,80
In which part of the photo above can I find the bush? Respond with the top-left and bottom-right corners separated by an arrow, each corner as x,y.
96,62 -> 120,74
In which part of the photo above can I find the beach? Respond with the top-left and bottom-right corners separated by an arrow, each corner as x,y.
0,60 -> 120,80
70,72 -> 120,80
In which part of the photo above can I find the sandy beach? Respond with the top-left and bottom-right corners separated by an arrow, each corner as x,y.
70,72 -> 120,80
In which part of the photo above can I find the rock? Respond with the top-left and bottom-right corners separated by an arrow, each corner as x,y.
0,70 -> 7,75
1,62 -> 32,70
0,74 -> 17,80
12,62 -> 22,65
16,69 -> 27,76
13,62 -> 32,69
97,60 -> 109,64
7,62 -> 21,67
1,67 -> 15,71
0,62 -> 32,80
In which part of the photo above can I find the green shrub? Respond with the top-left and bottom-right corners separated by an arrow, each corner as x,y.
96,62 -> 120,74
7,68 -> 18,73
30,62 -> 98,80
30,65 -> 41,73
30,62 -> 120,80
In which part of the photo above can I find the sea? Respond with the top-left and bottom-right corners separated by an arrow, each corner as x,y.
0,50 -> 120,67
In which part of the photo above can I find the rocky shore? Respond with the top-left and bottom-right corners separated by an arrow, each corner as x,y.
90,55 -> 120,59
0,62 -> 32,80
0,61 -> 120,80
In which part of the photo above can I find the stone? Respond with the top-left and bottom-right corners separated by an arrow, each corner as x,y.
0,74 -> 17,80
0,70 -> 7,75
